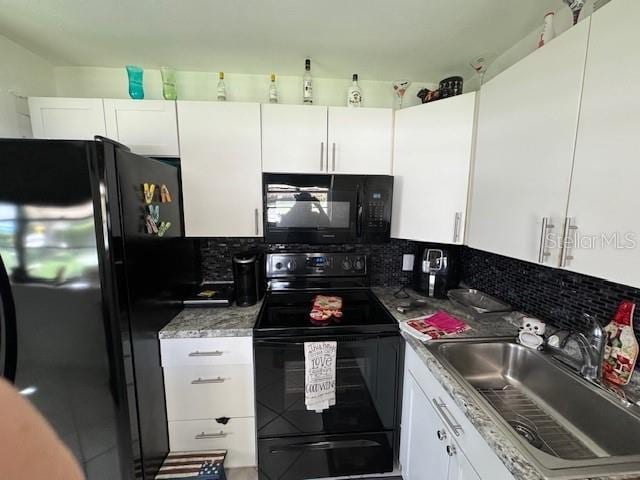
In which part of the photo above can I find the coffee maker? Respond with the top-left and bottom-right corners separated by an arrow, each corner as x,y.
232,252 -> 265,306
413,245 -> 459,299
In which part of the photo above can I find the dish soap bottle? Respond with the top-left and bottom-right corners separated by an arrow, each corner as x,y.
347,74 -> 362,107
603,300 -> 639,385
217,72 -> 226,101
269,73 -> 278,104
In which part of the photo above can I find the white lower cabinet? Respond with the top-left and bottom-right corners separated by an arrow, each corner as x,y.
164,365 -> 255,421
160,337 -> 256,467
400,346 -> 513,480
168,417 -> 256,468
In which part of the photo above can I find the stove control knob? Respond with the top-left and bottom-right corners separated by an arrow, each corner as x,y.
354,258 -> 365,271
275,262 -> 283,270
342,259 -> 353,271
286,260 -> 296,272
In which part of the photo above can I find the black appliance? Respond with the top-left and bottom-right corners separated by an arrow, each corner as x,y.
253,252 -> 403,480
232,252 -> 264,307
263,173 -> 393,244
0,138 -> 194,480
439,76 -> 464,99
413,245 -> 459,299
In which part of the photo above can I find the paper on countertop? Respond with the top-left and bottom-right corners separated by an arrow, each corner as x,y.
399,311 -> 470,342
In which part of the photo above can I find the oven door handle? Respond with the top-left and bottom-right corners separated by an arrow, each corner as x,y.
270,439 -> 382,454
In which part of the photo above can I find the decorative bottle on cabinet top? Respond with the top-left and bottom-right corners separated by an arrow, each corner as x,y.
602,300 -> 639,386
269,73 -> 278,104
303,59 -> 313,104
217,72 -> 226,101
347,74 -> 362,107
538,12 -> 555,48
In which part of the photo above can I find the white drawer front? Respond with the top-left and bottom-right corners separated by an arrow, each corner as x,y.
161,337 -> 253,367
405,346 -> 513,480
164,365 -> 255,421
168,417 -> 256,468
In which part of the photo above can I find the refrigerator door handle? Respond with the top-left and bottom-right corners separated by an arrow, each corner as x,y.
0,255 -> 17,382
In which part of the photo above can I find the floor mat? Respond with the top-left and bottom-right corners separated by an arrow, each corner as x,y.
155,450 -> 227,479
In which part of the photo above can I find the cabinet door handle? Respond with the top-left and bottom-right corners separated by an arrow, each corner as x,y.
191,377 -> 225,385
537,217 -> 555,264
560,217 -> 578,267
432,398 -> 463,436
188,350 -> 223,357
446,444 -> 457,457
332,142 -> 336,171
453,212 -> 462,243
195,431 -> 227,440
254,208 -> 259,235
436,429 -> 447,441
320,142 -> 325,170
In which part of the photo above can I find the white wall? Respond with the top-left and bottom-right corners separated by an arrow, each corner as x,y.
54,66 -> 437,109
0,35 -> 55,138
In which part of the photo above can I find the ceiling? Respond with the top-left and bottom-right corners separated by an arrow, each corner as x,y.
0,0 -> 560,81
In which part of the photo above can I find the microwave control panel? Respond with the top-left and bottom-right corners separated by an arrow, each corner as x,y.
362,176 -> 392,241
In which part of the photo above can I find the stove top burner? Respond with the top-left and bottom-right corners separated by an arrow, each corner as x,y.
255,252 -> 398,338
254,288 -> 398,337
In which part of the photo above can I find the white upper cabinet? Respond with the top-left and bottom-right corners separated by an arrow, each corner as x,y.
327,107 -> 393,174
467,19 -> 590,265
104,99 -> 179,156
29,97 -> 106,140
261,104 -> 328,173
563,0 -> 640,288
392,93 -> 475,244
178,101 -> 262,237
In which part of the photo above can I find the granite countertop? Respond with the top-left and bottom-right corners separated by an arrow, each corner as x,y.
373,286 -> 640,480
159,300 -> 262,339
158,286 -> 639,479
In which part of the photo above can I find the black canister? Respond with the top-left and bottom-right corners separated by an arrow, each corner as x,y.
233,253 -> 263,306
439,76 -> 464,99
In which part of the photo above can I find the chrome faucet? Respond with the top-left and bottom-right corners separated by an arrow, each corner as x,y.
547,314 -> 606,383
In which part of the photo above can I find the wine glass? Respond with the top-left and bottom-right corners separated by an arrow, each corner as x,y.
393,80 -> 411,109
469,54 -> 495,87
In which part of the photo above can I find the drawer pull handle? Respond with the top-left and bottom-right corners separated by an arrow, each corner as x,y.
432,398 -> 463,437
195,431 -> 227,440
191,377 -> 226,385
189,350 -> 223,357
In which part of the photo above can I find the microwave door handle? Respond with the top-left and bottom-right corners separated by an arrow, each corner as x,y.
356,185 -> 364,238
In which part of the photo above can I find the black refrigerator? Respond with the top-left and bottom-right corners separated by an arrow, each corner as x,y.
0,138 -> 195,479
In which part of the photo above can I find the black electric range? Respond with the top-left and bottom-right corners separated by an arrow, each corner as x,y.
253,253 -> 402,480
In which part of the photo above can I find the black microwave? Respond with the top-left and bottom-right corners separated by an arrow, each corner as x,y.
263,173 -> 393,244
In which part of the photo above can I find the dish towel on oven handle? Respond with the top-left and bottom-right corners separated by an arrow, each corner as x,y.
304,341 -> 337,413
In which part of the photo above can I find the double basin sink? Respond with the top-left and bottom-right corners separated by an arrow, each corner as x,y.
426,338 -> 640,478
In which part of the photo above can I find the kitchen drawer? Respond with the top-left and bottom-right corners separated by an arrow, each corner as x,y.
168,417 -> 256,468
405,346 -> 512,480
160,337 -> 253,367
164,365 -> 255,421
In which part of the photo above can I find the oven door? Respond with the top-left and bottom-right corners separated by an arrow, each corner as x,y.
254,333 -> 402,438
263,173 -> 361,244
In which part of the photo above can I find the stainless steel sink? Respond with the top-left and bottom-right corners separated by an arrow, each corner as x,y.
426,338 -> 640,478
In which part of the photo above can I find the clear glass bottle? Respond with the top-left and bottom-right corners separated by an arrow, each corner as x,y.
347,74 -> 362,107
269,73 -> 278,104
303,59 -> 313,104
217,71 -> 226,101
